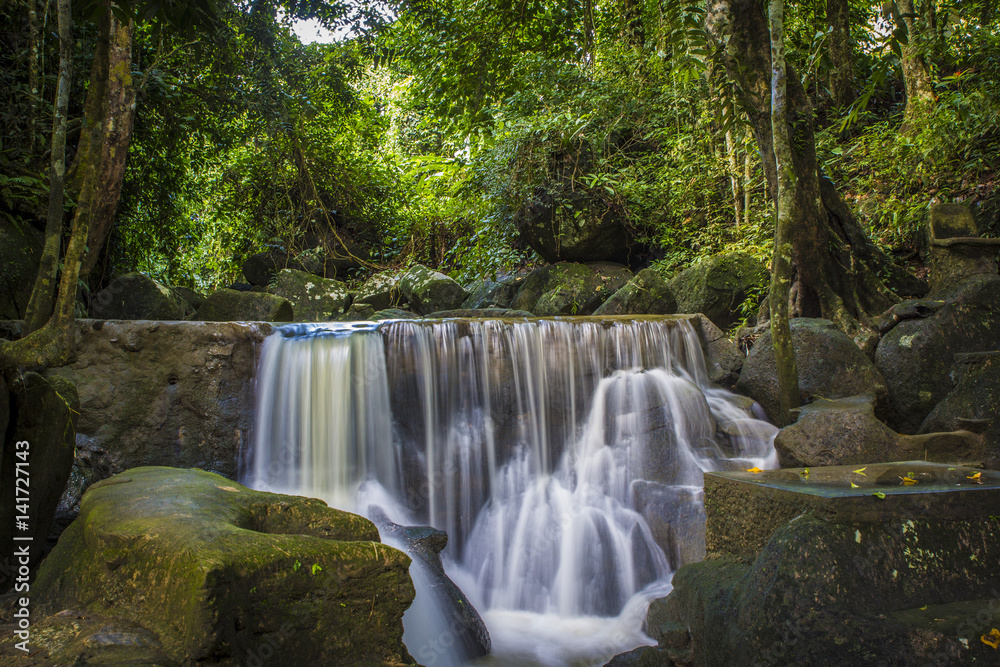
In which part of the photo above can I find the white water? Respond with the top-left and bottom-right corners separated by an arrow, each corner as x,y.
244,317 -> 777,666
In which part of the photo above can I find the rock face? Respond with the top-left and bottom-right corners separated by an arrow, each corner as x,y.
0,222 -> 42,320
641,463 -> 1000,666
738,318 -> 889,424
461,275 -> 525,310
593,268 -> 677,316
269,268 -> 350,322
90,273 -> 194,320
920,351 -> 1000,469
48,320 -> 271,481
31,467 -> 415,666
399,264 -> 468,315
197,288 -> 293,322
668,253 -> 767,329
355,272 -> 405,311
925,203 -> 1000,292
515,187 -> 638,265
510,262 -> 632,315
0,373 -> 79,589
876,274 -> 1000,434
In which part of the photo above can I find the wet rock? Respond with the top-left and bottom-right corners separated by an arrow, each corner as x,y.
667,253 -> 767,329
695,315 -> 745,387
425,308 -> 534,318
48,320 -> 271,480
875,274 -> 1000,433
399,264 -> 468,315
370,308 -> 420,320
196,288 -> 293,322
369,507 -> 490,662
31,467 -> 414,666
339,302 -> 377,320
355,272 -> 405,311
0,373 -> 78,590
0,222 -> 42,320
593,268 -> 677,316
90,273 -> 195,320
461,275 -> 525,309
738,318 -> 889,424
269,268 -> 350,322
511,262 -> 632,315
775,394 -> 898,468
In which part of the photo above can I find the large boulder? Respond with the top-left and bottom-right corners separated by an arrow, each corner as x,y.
29,467 -> 414,665
354,272 -> 405,311
0,222 -> 42,320
924,203 -> 999,293
269,268 -> 350,322
0,373 -> 78,590
594,268 -> 677,316
398,264 -> 468,315
738,318 -> 889,424
197,288 -> 293,322
461,275 -> 525,310
875,274 -> 1000,433
510,262 -> 632,315
668,253 -> 767,329
920,351 -> 1000,469
90,273 -> 194,320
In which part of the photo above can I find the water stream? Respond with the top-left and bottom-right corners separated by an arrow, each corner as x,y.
243,316 -> 777,666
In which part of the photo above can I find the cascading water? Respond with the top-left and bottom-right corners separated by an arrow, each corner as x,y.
244,316 -> 778,666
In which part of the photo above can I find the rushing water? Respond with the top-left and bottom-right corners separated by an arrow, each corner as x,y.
243,316 -> 777,666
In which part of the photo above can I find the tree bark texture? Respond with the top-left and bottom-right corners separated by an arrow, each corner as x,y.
826,0 -> 856,108
894,0 -> 935,131
24,0 -> 72,336
767,0 -> 801,425
707,0 -> 911,336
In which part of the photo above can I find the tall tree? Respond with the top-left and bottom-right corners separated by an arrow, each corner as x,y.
767,0 -> 800,425
893,0 -> 935,131
827,0 -> 855,108
706,0 -> 919,338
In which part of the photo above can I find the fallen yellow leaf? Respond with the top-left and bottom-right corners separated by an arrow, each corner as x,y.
850,482 -> 860,488
968,472 -> 982,479
900,476 -> 917,486
982,628 -> 1000,650
745,466 -> 763,473
852,466 -> 867,475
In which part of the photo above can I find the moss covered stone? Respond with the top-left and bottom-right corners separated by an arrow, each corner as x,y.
196,288 -> 293,322
398,264 -> 468,315
355,272 -> 405,311
510,262 -> 632,315
90,273 -> 195,321
667,253 -> 767,329
269,268 -> 350,322
0,222 -> 43,320
32,467 -> 415,665
594,268 -> 677,316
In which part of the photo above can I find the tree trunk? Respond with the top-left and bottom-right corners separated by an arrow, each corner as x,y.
23,0 -> 72,336
894,0 -> 935,132
77,10 -> 137,281
27,0 -> 41,141
767,0 -> 801,426
725,129 -> 744,226
707,0 -> 909,338
826,0 -> 855,108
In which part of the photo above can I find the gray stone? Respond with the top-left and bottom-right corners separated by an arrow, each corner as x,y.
196,288 -> 293,322
875,274 -> 1000,433
511,262 -> 632,315
399,264 -> 468,315
355,272 -> 405,311
169,285 -> 205,310
269,268 -> 350,322
775,395 -> 899,468
738,318 -> 889,424
370,308 -> 420,320
90,273 -> 194,320
925,203 -> 999,293
593,268 -> 677,316
695,314 -> 745,387
0,222 -> 42,320
461,275 -> 524,309
667,253 -> 767,329
425,308 -> 534,318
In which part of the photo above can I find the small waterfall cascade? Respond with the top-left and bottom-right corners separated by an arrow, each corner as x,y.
244,316 -> 778,665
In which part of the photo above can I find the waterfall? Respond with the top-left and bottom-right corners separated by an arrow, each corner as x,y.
244,316 -> 777,665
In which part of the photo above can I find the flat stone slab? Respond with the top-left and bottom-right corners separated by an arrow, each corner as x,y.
705,461 -> 999,559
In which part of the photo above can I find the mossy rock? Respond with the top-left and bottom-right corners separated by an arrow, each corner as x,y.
398,265 -> 468,315
461,276 -> 525,309
196,289 -> 293,322
737,318 -> 889,424
0,222 -> 43,320
370,308 -> 420,320
594,268 -> 677,316
90,273 -> 194,321
269,269 -> 349,322
510,262 -> 632,315
32,467 -> 415,665
667,253 -> 767,329
355,272 -> 405,311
